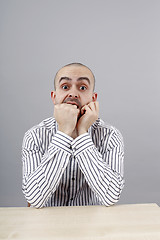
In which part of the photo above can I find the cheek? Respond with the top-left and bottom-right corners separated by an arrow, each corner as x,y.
81,94 -> 93,105
55,92 -> 67,104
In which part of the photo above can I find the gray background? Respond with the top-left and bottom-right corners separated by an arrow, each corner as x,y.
0,0 -> 160,207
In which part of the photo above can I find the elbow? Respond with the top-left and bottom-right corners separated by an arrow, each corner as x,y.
26,198 -> 45,209
102,197 -> 120,207
23,188 -> 45,209
102,188 -> 123,207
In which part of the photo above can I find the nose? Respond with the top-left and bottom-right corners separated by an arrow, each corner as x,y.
68,88 -> 79,98
68,93 -> 78,98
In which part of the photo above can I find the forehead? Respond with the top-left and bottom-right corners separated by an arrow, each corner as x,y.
55,65 -> 94,85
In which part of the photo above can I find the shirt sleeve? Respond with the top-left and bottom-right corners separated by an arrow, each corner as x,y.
22,130 -> 73,208
71,129 -> 125,206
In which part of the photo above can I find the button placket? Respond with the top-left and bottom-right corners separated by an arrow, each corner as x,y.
68,148 -> 75,204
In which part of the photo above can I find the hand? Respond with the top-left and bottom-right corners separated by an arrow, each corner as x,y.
77,101 -> 99,135
54,103 -> 80,136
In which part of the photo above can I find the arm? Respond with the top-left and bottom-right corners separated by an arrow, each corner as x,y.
75,101 -> 124,206
22,104 -> 79,208
22,130 -> 73,208
72,129 -> 124,206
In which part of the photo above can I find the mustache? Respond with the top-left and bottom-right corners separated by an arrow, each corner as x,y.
63,97 -> 82,109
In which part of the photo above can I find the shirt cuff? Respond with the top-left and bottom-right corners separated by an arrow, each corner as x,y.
71,133 -> 94,157
48,131 -> 73,154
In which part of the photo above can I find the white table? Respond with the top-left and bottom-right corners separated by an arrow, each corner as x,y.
0,203 -> 160,239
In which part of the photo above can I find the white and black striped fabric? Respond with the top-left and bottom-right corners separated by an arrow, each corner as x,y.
22,117 -> 124,208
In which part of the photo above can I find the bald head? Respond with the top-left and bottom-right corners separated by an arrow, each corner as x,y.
54,63 -> 95,91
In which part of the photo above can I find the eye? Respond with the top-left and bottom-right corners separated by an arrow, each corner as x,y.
62,85 -> 69,90
80,86 -> 87,91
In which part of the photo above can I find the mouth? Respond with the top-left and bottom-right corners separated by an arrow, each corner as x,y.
63,97 -> 82,109
66,101 -> 79,108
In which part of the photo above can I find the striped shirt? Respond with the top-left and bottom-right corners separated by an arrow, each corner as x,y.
22,117 -> 124,208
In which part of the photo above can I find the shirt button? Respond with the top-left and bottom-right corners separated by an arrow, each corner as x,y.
72,177 -> 75,181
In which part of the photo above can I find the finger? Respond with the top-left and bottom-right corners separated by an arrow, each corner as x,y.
81,105 -> 92,115
88,102 -> 96,111
64,103 -> 78,109
81,105 -> 86,115
88,101 -> 99,119
94,101 -> 99,113
77,108 -> 80,115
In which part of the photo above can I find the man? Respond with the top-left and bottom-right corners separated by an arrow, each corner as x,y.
22,63 -> 124,208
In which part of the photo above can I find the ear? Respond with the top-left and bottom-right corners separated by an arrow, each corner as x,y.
51,91 -> 56,105
92,92 -> 97,102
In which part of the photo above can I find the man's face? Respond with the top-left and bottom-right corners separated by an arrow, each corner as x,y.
51,65 -> 97,109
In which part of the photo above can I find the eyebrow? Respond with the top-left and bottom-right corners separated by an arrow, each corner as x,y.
59,77 -> 90,84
